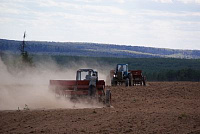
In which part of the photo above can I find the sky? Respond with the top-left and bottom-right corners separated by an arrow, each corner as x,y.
0,0 -> 200,50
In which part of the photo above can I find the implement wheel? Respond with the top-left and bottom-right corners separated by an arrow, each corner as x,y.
105,90 -> 111,107
143,76 -> 146,86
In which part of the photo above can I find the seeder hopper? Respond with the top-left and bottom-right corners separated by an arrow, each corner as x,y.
49,69 -> 111,106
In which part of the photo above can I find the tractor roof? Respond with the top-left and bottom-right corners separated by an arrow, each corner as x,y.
77,69 -> 95,72
117,64 -> 128,66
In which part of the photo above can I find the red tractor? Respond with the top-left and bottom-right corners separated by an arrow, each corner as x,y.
49,69 -> 111,106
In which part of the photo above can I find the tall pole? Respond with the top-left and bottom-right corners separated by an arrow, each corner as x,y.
21,31 -> 26,54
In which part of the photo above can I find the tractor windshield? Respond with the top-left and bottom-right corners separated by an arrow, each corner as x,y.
76,70 -> 96,80
117,64 -> 127,72
81,71 -> 91,80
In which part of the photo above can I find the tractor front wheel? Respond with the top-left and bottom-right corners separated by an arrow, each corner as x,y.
125,78 -> 129,87
111,78 -> 117,86
128,74 -> 132,86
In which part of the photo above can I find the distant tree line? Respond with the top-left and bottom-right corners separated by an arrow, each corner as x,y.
47,56 -> 200,82
145,68 -> 200,81
1,53 -> 200,81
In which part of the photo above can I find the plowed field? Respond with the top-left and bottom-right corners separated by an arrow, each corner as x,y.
0,82 -> 200,134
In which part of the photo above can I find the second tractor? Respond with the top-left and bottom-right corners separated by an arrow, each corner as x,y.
110,64 -> 146,86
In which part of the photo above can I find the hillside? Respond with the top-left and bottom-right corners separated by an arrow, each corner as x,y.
1,39 -> 200,59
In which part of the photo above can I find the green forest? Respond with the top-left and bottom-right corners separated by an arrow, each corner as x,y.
1,52 -> 200,82
50,55 -> 200,82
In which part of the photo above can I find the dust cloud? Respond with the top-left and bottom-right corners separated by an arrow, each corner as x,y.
0,57 -> 108,110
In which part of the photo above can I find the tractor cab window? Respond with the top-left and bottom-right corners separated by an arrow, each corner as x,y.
82,72 -> 90,80
76,70 -> 97,81
84,71 -> 93,80
117,65 -> 127,72
77,71 -> 93,80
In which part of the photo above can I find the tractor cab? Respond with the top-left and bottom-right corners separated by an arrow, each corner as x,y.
76,69 -> 98,81
116,64 -> 129,76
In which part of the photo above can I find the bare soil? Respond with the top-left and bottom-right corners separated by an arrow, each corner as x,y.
0,82 -> 200,134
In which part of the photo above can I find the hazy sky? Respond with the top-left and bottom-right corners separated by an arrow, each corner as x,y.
0,0 -> 200,50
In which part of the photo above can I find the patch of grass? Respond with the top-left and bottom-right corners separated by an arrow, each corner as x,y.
178,113 -> 187,119
132,98 -> 137,103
